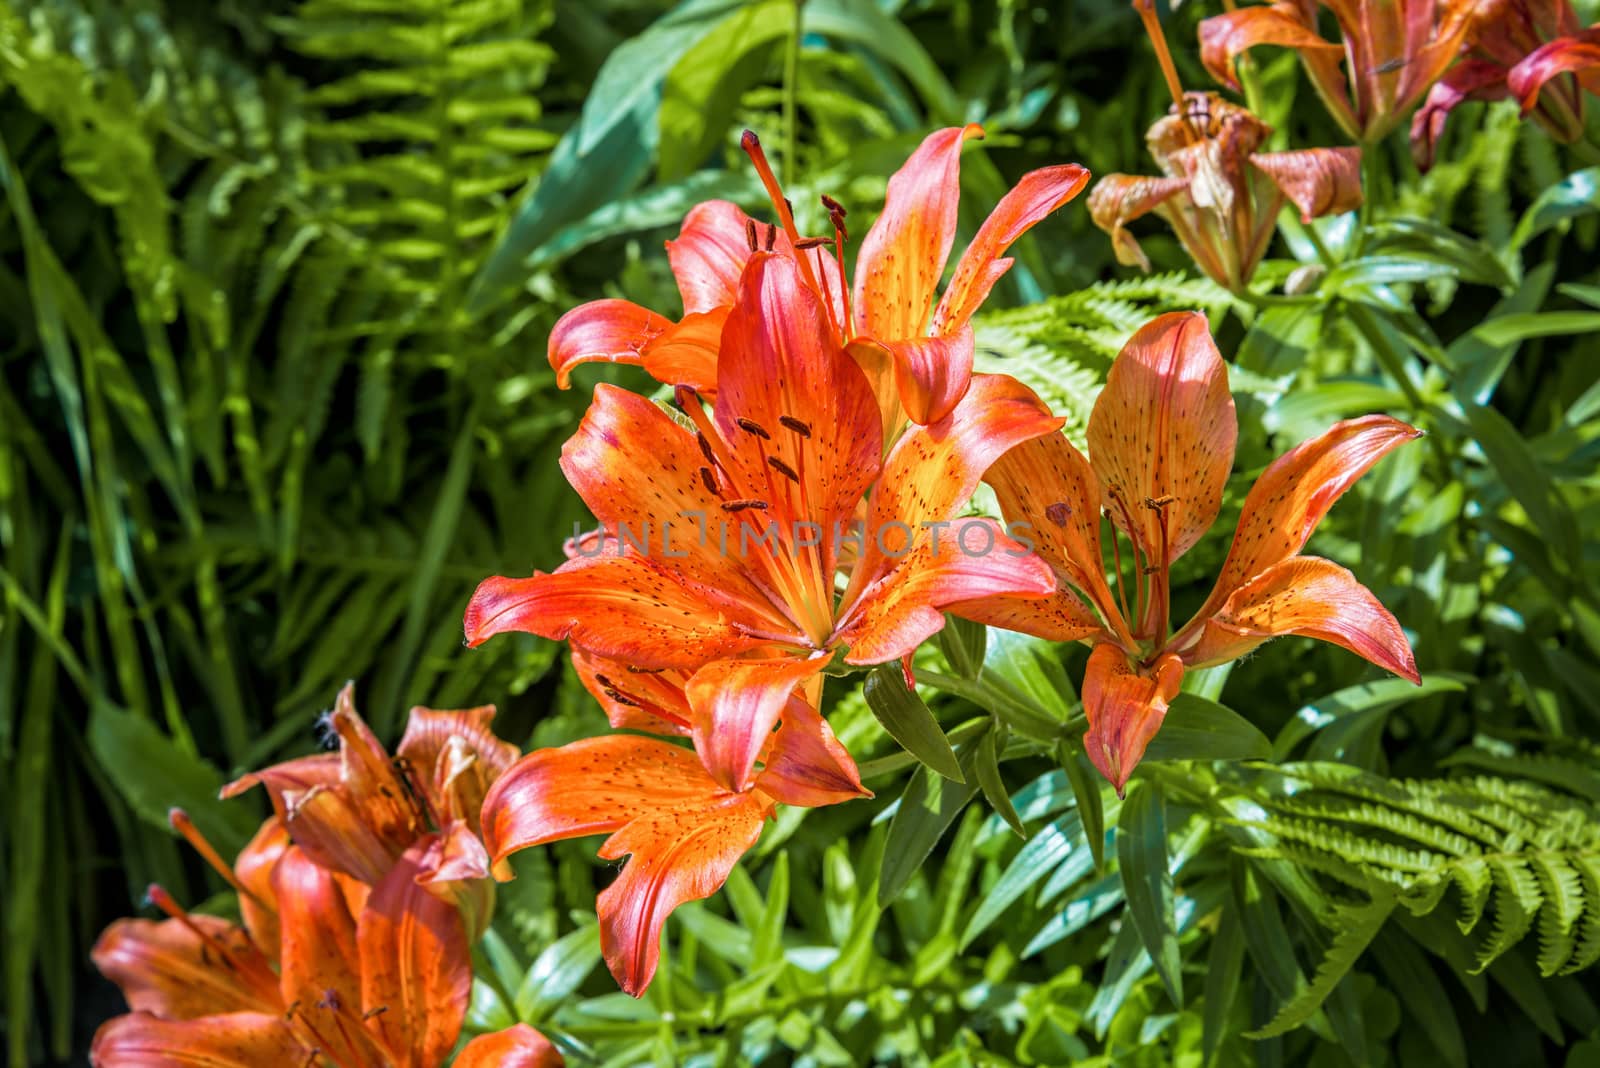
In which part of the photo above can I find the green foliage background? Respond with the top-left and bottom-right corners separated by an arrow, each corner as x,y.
2,0 -> 1600,1063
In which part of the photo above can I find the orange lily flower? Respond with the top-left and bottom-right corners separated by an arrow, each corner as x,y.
92,815 -> 560,1067
549,127 -> 1087,429
480,683 -> 865,997
222,684 -> 518,921
1199,0 -> 1482,142
466,251 -> 1060,795
1411,0 -> 1594,166
950,312 -> 1421,793
1093,3 -> 1361,291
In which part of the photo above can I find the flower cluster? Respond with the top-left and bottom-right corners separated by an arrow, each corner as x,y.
90,691 -> 559,1067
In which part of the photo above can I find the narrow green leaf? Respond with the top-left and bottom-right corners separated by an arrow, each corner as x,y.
960,808 -> 1085,948
1061,746 -> 1107,872
864,665 -> 964,783
974,728 -> 1025,837
515,923 -> 602,1022
1246,893 -> 1394,1039
1370,929 -> 1468,1068
879,754 -> 978,907
1202,900 -> 1245,1067
1117,781 -> 1182,1006
1141,693 -> 1271,764
937,614 -> 987,681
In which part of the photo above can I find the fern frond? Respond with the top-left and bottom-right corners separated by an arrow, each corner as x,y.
1245,892 -> 1397,1040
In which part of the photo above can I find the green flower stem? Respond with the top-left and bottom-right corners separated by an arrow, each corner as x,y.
782,0 -> 804,187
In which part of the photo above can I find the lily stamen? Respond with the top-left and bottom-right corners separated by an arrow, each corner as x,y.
1133,0 -> 1199,141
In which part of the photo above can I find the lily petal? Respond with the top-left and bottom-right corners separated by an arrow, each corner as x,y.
685,654 -> 829,793
1088,311 -> 1237,568
837,519 -> 1056,663
1081,644 -> 1184,794
1198,4 -> 1346,91
712,253 -> 883,542
1202,414 -> 1421,613
275,784 -> 399,885
231,818 -> 290,963
1249,147 -> 1364,222
755,697 -> 870,807
854,124 -> 985,339
932,164 -> 1091,334
1183,555 -> 1419,682
479,735 -> 773,996
871,326 -> 976,426
1509,28 -> 1600,117
548,299 -> 673,389
358,840 -> 473,1068
273,848 -> 378,1065
462,559 -> 776,669
92,916 -> 279,1020
455,1024 -> 565,1068
1410,60 -> 1510,171
1087,174 -> 1190,271
948,583 -> 1105,642
396,703 -> 519,832
667,200 -> 765,314
571,646 -> 694,736
90,1012 -> 308,1068
640,308 -> 725,393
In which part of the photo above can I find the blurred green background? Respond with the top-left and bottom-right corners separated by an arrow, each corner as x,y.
5,0 -> 1600,1063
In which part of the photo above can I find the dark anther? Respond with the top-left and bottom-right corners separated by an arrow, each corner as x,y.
779,415 -> 812,437
794,236 -> 831,249
784,197 -> 794,217
625,665 -> 664,673
736,417 -> 771,439
744,218 -> 759,252
820,194 -> 847,217
764,223 -> 777,251
721,499 -> 770,512
700,466 -> 719,494
594,674 -> 614,688
363,1006 -> 389,1020
767,456 -> 801,482
603,688 -> 641,708
1144,494 -> 1176,510
696,432 -> 718,465
1044,502 -> 1073,527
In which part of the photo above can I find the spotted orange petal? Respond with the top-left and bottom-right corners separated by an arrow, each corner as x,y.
91,916 -> 279,1020
755,697 -> 870,807
640,308 -> 724,394
571,646 -> 693,735
1081,644 -> 1185,795
1199,414 -> 1421,617
853,124 -> 984,340
548,299 -> 673,389
357,839 -> 473,1068
1087,312 -> 1236,569
870,326 -> 976,426
932,164 -> 1092,335
479,735 -> 773,996
455,1024 -> 565,1068
685,654 -> 829,793
1249,147 -> 1364,222
667,200 -> 765,315
232,817 -> 290,962
90,1012 -> 309,1068
1182,556 -> 1419,682
395,703 -> 518,832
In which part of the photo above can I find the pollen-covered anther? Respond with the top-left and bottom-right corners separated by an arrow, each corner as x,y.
695,431 -> 718,467
794,236 -> 832,249
1144,494 -> 1177,510
736,417 -> 772,439
362,1006 -> 389,1020
779,415 -> 812,437
721,499 -> 769,512
699,466 -> 719,494
603,688 -> 641,707
767,456 -> 801,483
763,223 -> 777,252
744,218 -> 759,253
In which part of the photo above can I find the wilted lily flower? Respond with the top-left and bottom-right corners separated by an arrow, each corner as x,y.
222,684 -> 519,928
1200,0 -> 1482,142
91,815 -> 560,1067
481,669 -> 865,996
1412,0 -> 1595,166
951,312 -> 1421,793
467,251 -> 1060,797
1093,0 -> 1360,291
549,126 -> 1087,431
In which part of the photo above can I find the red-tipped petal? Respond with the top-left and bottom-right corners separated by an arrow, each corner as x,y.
1087,174 -> 1190,271
1081,645 -> 1184,794
1508,28 -> 1600,115
836,518 -> 1057,664
1249,147 -> 1364,222
756,697 -> 870,807
357,840 -> 473,1068
933,163 -> 1091,333
853,125 -> 984,339
685,655 -> 828,793
1183,556 -> 1419,682
571,646 -> 694,736
461,560 -> 775,669
712,253 -> 883,537
1197,5 -> 1343,91
548,299 -> 673,389
1088,312 -> 1237,567
455,1024 -> 565,1068
1204,415 -> 1422,610
90,1012 -> 308,1068
873,326 -> 976,426
1409,60 -> 1510,171
479,735 -> 772,996
91,917 -> 279,1020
